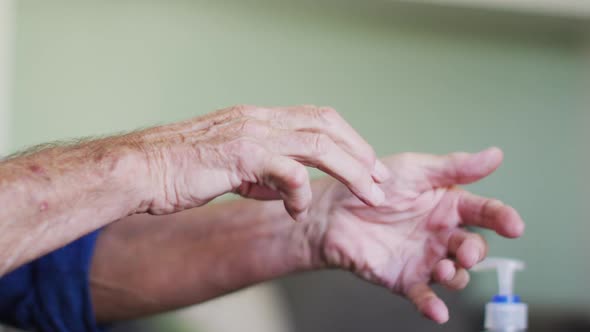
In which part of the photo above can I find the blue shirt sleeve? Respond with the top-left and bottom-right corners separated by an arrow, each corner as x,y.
0,231 -> 105,332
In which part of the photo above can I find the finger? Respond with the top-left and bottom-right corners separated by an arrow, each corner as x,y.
406,283 -> 449,324
373,160 -> 391,183
234,183 -> 281,200
440,267 -> 470,291
271,130 -> 385,206
423,147 -> 504,188
218,117 -> 385,206
458,191 -> 525,238
259,155 -> 312,221
447,230 -> 488,269
251,105 -> 391,182
432,259 -> 456,283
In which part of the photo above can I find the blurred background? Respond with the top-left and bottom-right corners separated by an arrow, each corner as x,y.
1,0 -> 589,331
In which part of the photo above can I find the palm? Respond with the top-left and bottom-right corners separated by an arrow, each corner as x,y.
324,162 -> 456,292
315,149 -> 524,323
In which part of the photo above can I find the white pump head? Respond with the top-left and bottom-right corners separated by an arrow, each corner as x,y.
473,257 -> 527,331
472,257 -> 524,296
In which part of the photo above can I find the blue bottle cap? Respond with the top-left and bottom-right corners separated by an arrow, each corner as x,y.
492,294 -> 521,303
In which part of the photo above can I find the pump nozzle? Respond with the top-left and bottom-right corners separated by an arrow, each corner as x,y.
472,257 -> 524,296
473,257 -> 527,331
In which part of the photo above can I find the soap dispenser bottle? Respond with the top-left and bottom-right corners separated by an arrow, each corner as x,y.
472,257 -> 528,332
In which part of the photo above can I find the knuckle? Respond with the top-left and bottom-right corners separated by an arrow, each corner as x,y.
315,106 -> 341,124
285,164 -> 309,189
319,106 -> 339,117
227,139 -> 268,180
300,104 -> 319,114
237,118 -> 268,137
230,104 -> 256,116
310,133 -> 331,157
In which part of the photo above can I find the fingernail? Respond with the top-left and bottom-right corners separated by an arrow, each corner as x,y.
372,160 -> 391,183
370,183 -> 386,206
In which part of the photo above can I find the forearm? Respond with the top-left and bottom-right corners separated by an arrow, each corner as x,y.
0,137 -> 146,276
90,181 -> 332,323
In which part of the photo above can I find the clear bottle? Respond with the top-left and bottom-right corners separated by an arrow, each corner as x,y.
472,257 -> 528,332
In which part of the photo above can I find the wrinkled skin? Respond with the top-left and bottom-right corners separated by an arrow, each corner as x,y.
127,105 -> 523,323
134,105 -> 390,219
311,148 -> 524,323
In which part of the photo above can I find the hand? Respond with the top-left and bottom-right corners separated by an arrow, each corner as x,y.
308,148 -> 525,323
131,105 -> 390,219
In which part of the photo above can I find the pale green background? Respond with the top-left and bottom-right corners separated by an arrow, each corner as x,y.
10,0 -> 590,312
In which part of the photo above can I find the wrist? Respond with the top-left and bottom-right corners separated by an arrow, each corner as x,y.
250,195 -> 326,274
102,134 -> 154,215
294,220 -> 328,272
295,177 -> 339,271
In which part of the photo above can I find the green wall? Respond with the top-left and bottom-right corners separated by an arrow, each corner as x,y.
12,0 -> 590,310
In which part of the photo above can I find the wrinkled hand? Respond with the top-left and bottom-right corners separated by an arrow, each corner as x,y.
309,148 -> 524,323
132,105 -> 390,218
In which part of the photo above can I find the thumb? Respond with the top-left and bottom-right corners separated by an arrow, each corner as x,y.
257,155 -> 313,221
425,147 -> 504,188
406,283 -> 450,324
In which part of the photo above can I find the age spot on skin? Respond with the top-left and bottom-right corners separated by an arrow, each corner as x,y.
28,164 -> 51,181
28,164 -> 44,175
93,151 -> 106,163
